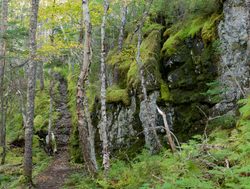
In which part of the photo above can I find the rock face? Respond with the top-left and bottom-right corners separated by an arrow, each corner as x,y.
97,91 -> 169,151
101,96 -> 139,150
162,37 -> 218,139
92,0 -> 249,153
139,91 -> 161,151
214,0 -> 250,115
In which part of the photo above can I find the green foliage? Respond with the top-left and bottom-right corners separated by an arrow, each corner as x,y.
202,81 -> 223,104
63,173 -> 98,189
0,139 -> 52,189
164,0 -> 221,24
238,97 -> 250,121
64,96 -> 250,189
34,80 -> 59,133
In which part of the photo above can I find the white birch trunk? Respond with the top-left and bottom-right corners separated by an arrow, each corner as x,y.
100,0 -> 110,174
76,0 -> 97,175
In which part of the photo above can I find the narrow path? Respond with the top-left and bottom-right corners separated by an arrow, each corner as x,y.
35,74 -> 73,189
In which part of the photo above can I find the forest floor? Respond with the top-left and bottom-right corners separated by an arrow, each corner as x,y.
35,74 -> 76,189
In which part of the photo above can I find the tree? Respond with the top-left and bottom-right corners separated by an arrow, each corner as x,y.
76,0 -> 97,175
118,2 -> 127,52
135,0 -> 162,154
0,0 -> 8,165
23,0 -> 39,184
100,0 -> 110,174
113,1 -> 127,82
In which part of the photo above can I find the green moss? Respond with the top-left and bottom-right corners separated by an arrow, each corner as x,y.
67,72 -> 84,163
162,17 -> 205,56
160,81 -> 172,101
107,45 -> 135,69
106,85 -> 130,106
127,30 -> 162,90
140,30 -> 161,57
162,13 -> 222,57
202,13 -> 222,43
127,62 -> 139,89
86,82 -> 100,112
34,115 -> 46,132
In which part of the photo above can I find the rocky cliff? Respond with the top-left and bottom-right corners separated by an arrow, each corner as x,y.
71,0 -> 249,160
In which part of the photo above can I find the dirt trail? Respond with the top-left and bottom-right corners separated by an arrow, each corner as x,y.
35,74 -> 74,189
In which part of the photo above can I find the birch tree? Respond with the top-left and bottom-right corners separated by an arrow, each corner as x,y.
135,0 -> 162,154
114,1 -> 128,82
76,0 -> 97,175
23,0 -> 39,184
100,0 -> 110,174
0,0 -> 8,165
118,2 -> 127,52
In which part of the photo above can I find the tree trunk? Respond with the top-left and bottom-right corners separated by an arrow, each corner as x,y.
0,0 -> 8,165
76,0 -> 97,175
156,106 -> 176,152
23,0 -> 39,184
100,0 -> 110,174
118,4 -> 127,52
83,87 -> 98,171
17,78 -> 27,129
135,0 -> 162,154
113,3 -> 127,83
47,77 -> 55,154
38,61 -> 44,90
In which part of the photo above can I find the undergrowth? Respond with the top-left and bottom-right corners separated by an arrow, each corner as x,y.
64,96 -> 250,189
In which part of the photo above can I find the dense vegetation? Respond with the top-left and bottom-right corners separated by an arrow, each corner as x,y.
0,0 -> 249,188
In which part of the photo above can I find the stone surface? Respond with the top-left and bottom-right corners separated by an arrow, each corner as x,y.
214,0 -> 250,115
98,95 -> 138,150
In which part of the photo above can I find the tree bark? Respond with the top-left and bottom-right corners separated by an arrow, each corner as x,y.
76,0 -> 97,175
113,3 -> 127,83
0,0 -> 8,165
118,4 -> 127,52
83,87 -> 98,171
23,0 -> 39,184
47,76 -> 55,154
38,61 -> 44,90
17,78 -> 27,129
100,0 -> 110,174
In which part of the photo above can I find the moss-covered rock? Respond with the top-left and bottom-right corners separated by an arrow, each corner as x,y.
106,85 -> 130,106
107,28 -> 164,92
160,81 -> 172,101
162,13 -> 222,57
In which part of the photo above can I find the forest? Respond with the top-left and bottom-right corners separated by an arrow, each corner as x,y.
0,0 -> 249,188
